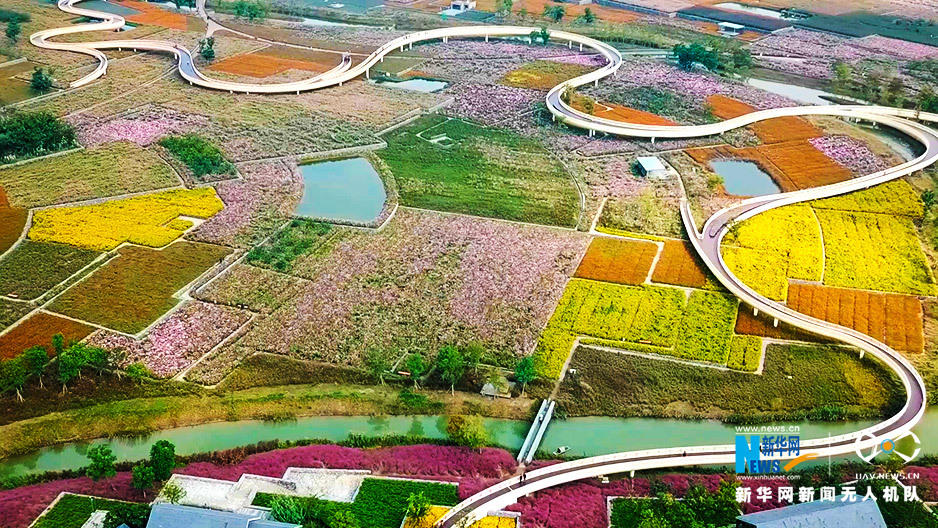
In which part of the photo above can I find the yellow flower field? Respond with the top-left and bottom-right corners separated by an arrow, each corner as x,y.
722,205 -> 822,300
404,506 -> 516,528
29,188 -> 224,251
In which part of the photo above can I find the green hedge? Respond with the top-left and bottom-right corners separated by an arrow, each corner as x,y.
33,494 -> 150,528
158,134 -> 234,179
0,112 -> 76,163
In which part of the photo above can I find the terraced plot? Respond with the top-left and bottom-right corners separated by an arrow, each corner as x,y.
650,239 -> 709,289
574,237 -> 657,285
0,142 -> 179,208
378,116 -> 579,227
788,282 -> 925,354
0,312 -> 94,360
48,242 -> 231,334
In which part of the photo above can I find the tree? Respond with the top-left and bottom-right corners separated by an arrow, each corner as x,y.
233,0 -> 267,21
461,342 -> 484,373
86,444 -> 117,486
131,464 -> 155,497
198,37 -> 215,61
125,362 -> 151,382
514,356 -> 536,396
529,26 -> 550,45
404,353 -> 426,389
445,414 -> 489,448
673,43 -> 718,71
0,112 -> 76,160
329,510 -> 360,528
0,357 -> 27,401
149,440 -> 176,481
6,19 -> 20,43
577,7 -> 596,24
87,347 -> 110,376
51,333 -> 65,355
30,67 -> 54,93
364,349 -> 389,385
436,345 -> 465,395
269,496 -> 307,524
918,86 -> 938,113
542,4 -> 565,22
160,481 -> 186,504
923,189 -> 936,209
57,346 -> 87,393
406,492 -> 432,528
832,60 -> 852,93
884,76 -> 905,107
21,346 -> 48,389
496,0 -> 512,18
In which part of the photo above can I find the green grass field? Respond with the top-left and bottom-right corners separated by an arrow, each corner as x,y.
555,343 -> 903,421
377,116 -> 579,227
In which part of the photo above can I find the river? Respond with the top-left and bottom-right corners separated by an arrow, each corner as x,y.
4,409 -> 936,478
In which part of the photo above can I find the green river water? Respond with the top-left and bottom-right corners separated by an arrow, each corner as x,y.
5,410 -> 936,478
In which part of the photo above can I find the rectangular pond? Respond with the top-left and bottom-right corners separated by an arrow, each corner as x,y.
296,157 -> 387,224
370,78 -> 449,93
710,160 -> 781,196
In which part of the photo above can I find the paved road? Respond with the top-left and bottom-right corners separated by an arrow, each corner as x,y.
29,3 -> 938,526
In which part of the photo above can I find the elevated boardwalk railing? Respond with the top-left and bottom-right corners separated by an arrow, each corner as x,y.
516,400 -> 555,465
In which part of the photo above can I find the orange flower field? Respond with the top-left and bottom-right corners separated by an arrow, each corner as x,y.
574,237 -> 658,285
0,312 -> 94,359
787,282 -> 925,354
650,239 -> 709,288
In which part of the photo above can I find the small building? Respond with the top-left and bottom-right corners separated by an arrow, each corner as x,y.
636,156 -> 668,179
449,0 -> 475,11
145,504 -> 301,528
481,381 -> 515,398
736,498 -> 886,528
719,21 -> 746,36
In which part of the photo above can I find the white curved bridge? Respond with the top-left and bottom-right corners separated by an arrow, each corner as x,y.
29,3 -> 938,526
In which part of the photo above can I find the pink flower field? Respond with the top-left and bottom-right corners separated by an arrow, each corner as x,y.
70,106 -> 209,148
808,136 -> 889,176
87,301 -> 252,377
224,209 -> 589,372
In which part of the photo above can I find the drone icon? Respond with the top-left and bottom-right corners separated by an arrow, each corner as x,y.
854,430 -> 921,464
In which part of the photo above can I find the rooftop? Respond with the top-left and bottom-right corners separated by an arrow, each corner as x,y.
145,504 -> 301,528
736,498 -> 886,528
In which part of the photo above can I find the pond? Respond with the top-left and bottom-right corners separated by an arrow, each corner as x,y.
290,0 -> 382,14
747,78 -> 836,106
370,78 -> 449,93
714,2 -> 784,19
5,409 -> 936,478
710,160 -> 781,196
296,157 -> 387,224
77,0 -> 143,16
0,60 -> 44,105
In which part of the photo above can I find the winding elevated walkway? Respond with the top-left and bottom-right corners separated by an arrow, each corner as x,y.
29,4 -> 938,527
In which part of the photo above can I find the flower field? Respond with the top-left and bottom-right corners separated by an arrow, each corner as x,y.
734,309 -> 819,342
726,335 -> 762,372
0,312 -> 94,360
787,283 -> 924,354
650,239 -> 710,289
533,279 -> 743,377
70,106 -> 209,148
406,506 -> 515,528
209,51 -> 333,78
0,142 -> 179,208
706,95 -> 821,144
808,136 -> 889,176
0,299 -> 31,333
501,61 -> 593,91
189,160 -> 303,248
48,242 -> 231,334
810,179 -> 923,217
446,83 -> 542,129
194,264 -> 305,315
721,205 -> 823,301
0,241 -> 100,301
815,209 -> 936,296
197,209 -> 587,383
573,237 -> 657,285
0,187 -> 27,256
555,343 -> 902,420
378,116 -> 579,227
88,301 -> 252,377
30,188 -> 224,251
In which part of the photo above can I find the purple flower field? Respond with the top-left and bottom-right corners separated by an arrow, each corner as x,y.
87,301 -> 251,377
808,136 -> 889,176
230,209 -> 589,368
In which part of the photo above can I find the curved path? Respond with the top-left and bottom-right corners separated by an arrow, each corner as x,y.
30,4 -> 938,526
